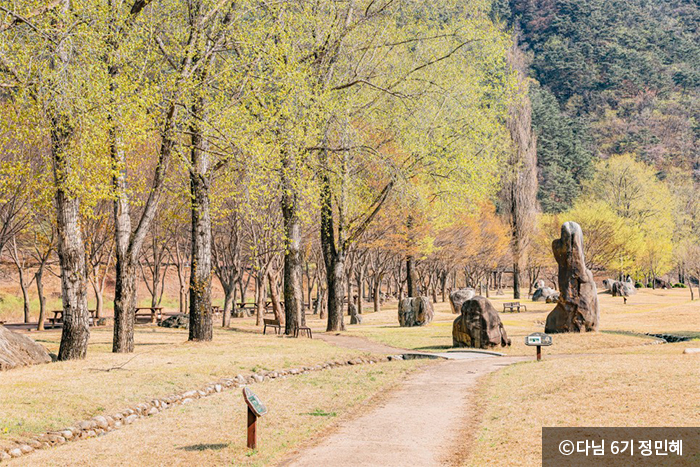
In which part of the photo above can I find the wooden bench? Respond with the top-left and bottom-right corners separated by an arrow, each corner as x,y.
49,309 -> 97,327
503,302 -> 526,313
294,326 -> 312,339
263,319 -> 282,335
135,306 -> 164,324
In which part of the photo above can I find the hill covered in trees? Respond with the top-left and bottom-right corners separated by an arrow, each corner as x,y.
496,0 -> 700,212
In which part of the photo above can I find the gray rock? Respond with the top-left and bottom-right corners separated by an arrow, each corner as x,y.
398,296 -> 434,327
8,448 -> 22,458
159,314 -> 189,329
0,325 -> 52,371
1,450 -> 11,460
532,286 -> 556,302
611,280 -> 636,297
93,416 -> 109,430
545,222 -> 600,333
449,288 -> 475,314
545,292 -> 560,303
453,296 -> 510,348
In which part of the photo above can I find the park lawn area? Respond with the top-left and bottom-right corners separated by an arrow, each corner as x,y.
11,360 -> 424,467
345,288 -> 700,356
0,325 -> 400,451
462,348 -> 700,467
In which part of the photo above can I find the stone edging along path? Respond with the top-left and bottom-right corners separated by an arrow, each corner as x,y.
0,354 -> 402,462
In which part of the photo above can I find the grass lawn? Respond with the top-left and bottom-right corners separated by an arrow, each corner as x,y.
0,325 -> 405,451
13,360 -> 424,467
345,288 -> 700,356
463,349 -> 700,466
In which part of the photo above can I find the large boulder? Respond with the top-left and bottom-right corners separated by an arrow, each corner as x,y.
448,288 -> 475,314
452,296 -> 510,348
612,280 -> 636,297
545,222 -> 600,333
398,297 -> 434,327
532,286 -> 556,302
0,325 -> 51,371
545,292 -> 560,303
349,303 -> 362,325
159,314 -> 189,329
602,278 -> 616,290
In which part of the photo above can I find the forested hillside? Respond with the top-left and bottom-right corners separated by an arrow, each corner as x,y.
496,0 -> 700,212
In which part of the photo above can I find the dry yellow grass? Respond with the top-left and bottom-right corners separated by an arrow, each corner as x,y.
346,288 -> 700,356
463,352 -> 700,466
0,325 -> 390,451
11,360 -> 424,467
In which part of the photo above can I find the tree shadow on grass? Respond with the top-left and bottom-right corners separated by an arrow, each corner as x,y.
179,443 -> 230,452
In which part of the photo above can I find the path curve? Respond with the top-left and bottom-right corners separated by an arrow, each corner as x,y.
279,355 -> 526,467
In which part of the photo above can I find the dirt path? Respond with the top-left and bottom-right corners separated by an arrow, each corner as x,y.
279,355 -> 526,467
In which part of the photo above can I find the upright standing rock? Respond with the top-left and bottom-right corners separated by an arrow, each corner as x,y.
398,297 -> 434,327
545,222 -> 600,333
448,288 -> 475,314
452,296 -> 510,348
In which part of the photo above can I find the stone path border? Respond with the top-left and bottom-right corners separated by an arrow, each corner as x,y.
0,354 -> 397,462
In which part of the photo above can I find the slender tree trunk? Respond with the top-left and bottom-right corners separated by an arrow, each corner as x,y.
513,262 -> 521,299
17,267 -> 30,324
35,269 -> 46,331
320,172 -> 345,332
53,136 -> 90,360
222,283 -> 235,327
281,158 -> 304,335
113,260 -> 136,352
268,271 -> 285,324
355,269 -> 364,314
255,276 -> 264,326
188,113 -> 213,342
373,276 -> 381,312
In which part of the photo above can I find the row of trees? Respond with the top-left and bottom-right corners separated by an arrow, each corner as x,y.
0,0 -> 523,359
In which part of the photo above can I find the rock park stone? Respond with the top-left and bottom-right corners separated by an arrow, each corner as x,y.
452,296 -> 510,348
159,314 -> 189,329
545,222 -> 600,333
0,325 -> 51,371
398,297 -> 434,327
448,288 -> 475,314
611,280 -> 636,297
545,292 -> 560,303
602,278 -> 616,290
348,303 -> 363,324
532,286 -> 556,302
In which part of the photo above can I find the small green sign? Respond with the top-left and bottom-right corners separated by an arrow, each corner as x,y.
243,387 -> 267,417
525,332 -> 552,346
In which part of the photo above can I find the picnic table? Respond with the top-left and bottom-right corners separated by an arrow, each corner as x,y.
135,306 -> 164,324
503,302 -> 527,313
49,309 -> 97,328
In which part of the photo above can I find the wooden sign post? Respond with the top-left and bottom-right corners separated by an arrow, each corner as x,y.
525,332 -> 552,361
242,387 -> 267,450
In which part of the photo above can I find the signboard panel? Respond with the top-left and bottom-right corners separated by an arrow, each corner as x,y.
525,332 -> 552,346
243,387 -> 267,417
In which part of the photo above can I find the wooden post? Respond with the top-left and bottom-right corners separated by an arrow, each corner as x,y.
247,406 -> 257,449
536,345 -> 542,361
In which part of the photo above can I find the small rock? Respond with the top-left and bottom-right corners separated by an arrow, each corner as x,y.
253,375 -> 264,383
114,421 -> 122,428
8,448 -> 23,458
86,430 -> 96,437
215,384 -> 222,392
78,420 -> 94,431
26,439 -> 41,449
683,348 -> 700,354
182,390 -> 198,398
182,398 -> 194,405
147,407 -> 158,416
19,445 -> 33,454
125,414 -> 138,424
60,429 -> 73,440
1,451 -> 11,461
93,416 -> 109,429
